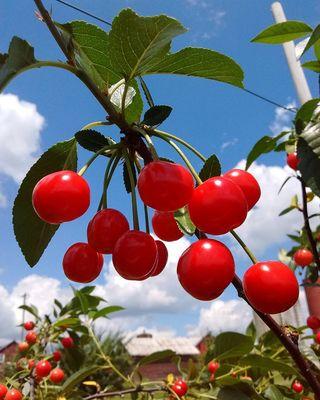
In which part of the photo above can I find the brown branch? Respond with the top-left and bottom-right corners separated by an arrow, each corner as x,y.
299,177 -> 320,270
84,386 -> 164,399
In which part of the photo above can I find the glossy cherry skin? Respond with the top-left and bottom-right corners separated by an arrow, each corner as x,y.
32,170 -> 90,224
208,361 -> 220,374
18,342 -> 29,353
0,384 -> 7,398
292,381 -> 303,393
63,243 -> 103,283
307,315 -> 320,330
24,321 -> 35,331
87,209 -> 129,254
61,337 -> 74,348
112,231 -> 157,280
243,261 -> 299,314
177,239 -> 235,301
49,368 -> 65,384
293,249 -> 314,267
25,331 -> 37,345
35,360 -> 52,378
188,177 -> 248,235
315,332 -> 320,344
152,211 -> 183,242
224,169 -> 261,210
4,389 -> 22,400
287,153 -> 300,170
137,161 -> 194,212
172,379 -> 188,397
53,350 -> 62,362
151,241 -> 168,277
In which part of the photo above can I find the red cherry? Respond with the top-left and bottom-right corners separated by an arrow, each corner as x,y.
293,249 -> 314,267
35,360 -> 52,378
172,379 -> 188,397
4,389 -> 22,400
63,243 -> 103,283
223,169 -> 261,210
209,373 -> 215,382
53,350 -> 62,362
25,331 -> 37,345
151,241 -> 168,277
24,321 -> 35,331
243,261 -> 299,314
177,239 -> 235,301
208,361 -> 220,374
292,381 -> 303,393
287,153 -> 300,170
112,231 -> 157,280
307,315 -> 320,330
315,332 -> 320,344
137,161 -> 194,212
0,384 -> 7,398
188,177 -> 248,235
49,368 -> 65,384
61,337 -> 74,348
87,209 -> 129,254
28,359 -> 35,370
32,170 -> 90,224
18,342 -> 29,352
152,211 -> 183,242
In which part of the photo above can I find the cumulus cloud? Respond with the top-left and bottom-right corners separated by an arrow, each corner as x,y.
0,93 -> 44,183
269,101 -> 296,135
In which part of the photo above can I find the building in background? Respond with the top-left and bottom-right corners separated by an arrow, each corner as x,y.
0,341 -> 18,377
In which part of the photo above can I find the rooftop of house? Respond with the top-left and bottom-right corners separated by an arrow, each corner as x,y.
0,341 -> 18,353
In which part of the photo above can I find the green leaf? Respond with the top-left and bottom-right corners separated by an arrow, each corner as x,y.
74,287 -> 89,314
124,79 -> 144,124
142,105 -> 173,126
75,129 -> 115,155
174,207 -> 196,236
19,305 -> 40,320
264,385 -> 286,400
108,9 -> 186,80
301,24 -> 320,57
199,154 -> 221,181
297,115 -> 320,197
245,321 -> 256,341
58,21 -> 120,89
295,99 -> 320,132
217,387 -> 251,400
13,139 -> 77,267
279,206 -> 296,216
139,350 -> 175,366
146,47 -> 244,87
239,355 -> 298,375
123,159 -> 137,193
278,176 -> 293,194
60,365 -> 101,395
252,21 -> 312,44
92,305 -> 124,321
213,332 -> 254,360
54,318 -> 80,328
302,60 -> 320,72
0,36 -> 38,91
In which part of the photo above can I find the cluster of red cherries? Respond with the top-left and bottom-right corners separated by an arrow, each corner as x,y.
31,154 -> 302,314
0,321 -> 72,399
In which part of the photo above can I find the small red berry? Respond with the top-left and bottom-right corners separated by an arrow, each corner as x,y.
152,211 -> 183,242
35,360 -> 52,378
61,337 -> 74,348
172,379 -> 188,397
307,315 -> 320,330
315,332 -> 320,344
151,241 -> 168,277
293,249 -> 314,267
32,170 -> 90,224
87,209 -> 129,254
224,169 -> 261,210
112,231 -> 157,280
292,381 -> 303,393
63,243 -> 103,283
243,261 -> 299,314
208,361 -> 220,374
0,384 -> 7,398
137,161 -> 194,212
209,373 -> 215,382
24,321 -> 35,331
49,368 -> 65,384
18,342 -> 29,352
177,239 -> 235,301
287,153 -> 300,170
4,389 -> 22,400
25,331 -> 37,345
53,351 -> 62,362
28,359 -> 35,370
188,177 -> 248,235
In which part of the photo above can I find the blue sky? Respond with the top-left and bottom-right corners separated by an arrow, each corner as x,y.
0,0 -> 319,341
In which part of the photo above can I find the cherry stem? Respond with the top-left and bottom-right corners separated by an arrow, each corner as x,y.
81,121 -> 113,130
136,127 -> 159,161
123,150 -> 140,231
78,145 -> 118,176
230,230 -> 258,264
102,152 -> 122,209
144,205 -> 150,234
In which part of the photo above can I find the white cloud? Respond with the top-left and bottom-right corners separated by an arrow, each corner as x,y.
0,93 -> 44,183
221,138 -> 238,151
234,160 -> 320,256
269,101 -> 296,135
